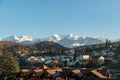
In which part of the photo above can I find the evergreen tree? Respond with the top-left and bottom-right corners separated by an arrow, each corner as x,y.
105,38 -> 109,47
61,46 -> 64,54
0,52 -> 20,78
105,38 -> 112,48
108,40 -> 111,46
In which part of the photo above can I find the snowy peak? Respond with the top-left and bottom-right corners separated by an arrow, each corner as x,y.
68,34 -> 74,38
19,36 -> 33,42
2,35 -> 34,43
66,34 -> 80,40
53,34 -> 62,41
46,34 -> 62,42
58,35 -> 103,48
2,35 -> 19,42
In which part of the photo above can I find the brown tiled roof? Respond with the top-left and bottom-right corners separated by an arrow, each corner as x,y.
33,69 -> 43,73
21,69 -> 30,73
46,68 -> 62,75
72,69 -> 83,77
33,69 -> 45,76
91,70 -> 107,78
72,69 -> 81,74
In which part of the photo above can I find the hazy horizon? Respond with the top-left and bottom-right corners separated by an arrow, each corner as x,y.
0,0 -> 120,40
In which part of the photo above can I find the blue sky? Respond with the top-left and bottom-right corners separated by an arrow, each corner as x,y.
0,0 -> 120,39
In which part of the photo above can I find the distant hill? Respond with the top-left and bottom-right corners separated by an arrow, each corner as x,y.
0,41 -> 18,49
35,41 -> 69,53
0,41 -> 69,55
0,41 -> 37,55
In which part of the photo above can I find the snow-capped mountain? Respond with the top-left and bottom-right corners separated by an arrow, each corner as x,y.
66,34 -> 80,40
58,34 -> 103,48
2,35 -> 19,42
19,36 -> 33,42
44,34 -> 62,42
1,34 -> 104,48
83,37 -> 103,45
2,35 -> 40,45
57,34 -> 83,48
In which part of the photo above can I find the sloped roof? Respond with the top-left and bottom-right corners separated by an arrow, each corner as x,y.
72,69 -> 81,74
33,69 -> 44,76
91,70 -> 107,78
46,68 -> 62,75
72,69 -> 83,77
21,69 -> 30,73
33,69 -> 43,73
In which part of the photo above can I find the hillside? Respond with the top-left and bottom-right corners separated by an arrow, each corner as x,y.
0,41 -> 69,55
35,41 -> 69,54
0,41 -> 37,55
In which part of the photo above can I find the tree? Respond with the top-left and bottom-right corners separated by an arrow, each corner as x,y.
105,39 -> 112,48
0,52 -> 20,79
105,38 -> 109,47
61,46 -> 64,54
108,40 -> 111,44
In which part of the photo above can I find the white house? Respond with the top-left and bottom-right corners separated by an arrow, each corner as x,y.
98,56 -> 105,65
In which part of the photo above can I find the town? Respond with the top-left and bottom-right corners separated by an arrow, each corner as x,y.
0,39 -> 120,80
1,0 -> 120,80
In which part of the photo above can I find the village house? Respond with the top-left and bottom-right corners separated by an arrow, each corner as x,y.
16,66 -> 111,80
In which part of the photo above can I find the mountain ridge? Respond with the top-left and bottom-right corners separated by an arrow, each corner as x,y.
0,34 -> 105,48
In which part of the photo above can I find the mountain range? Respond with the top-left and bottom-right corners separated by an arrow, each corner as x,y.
0,34 -> 105,48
